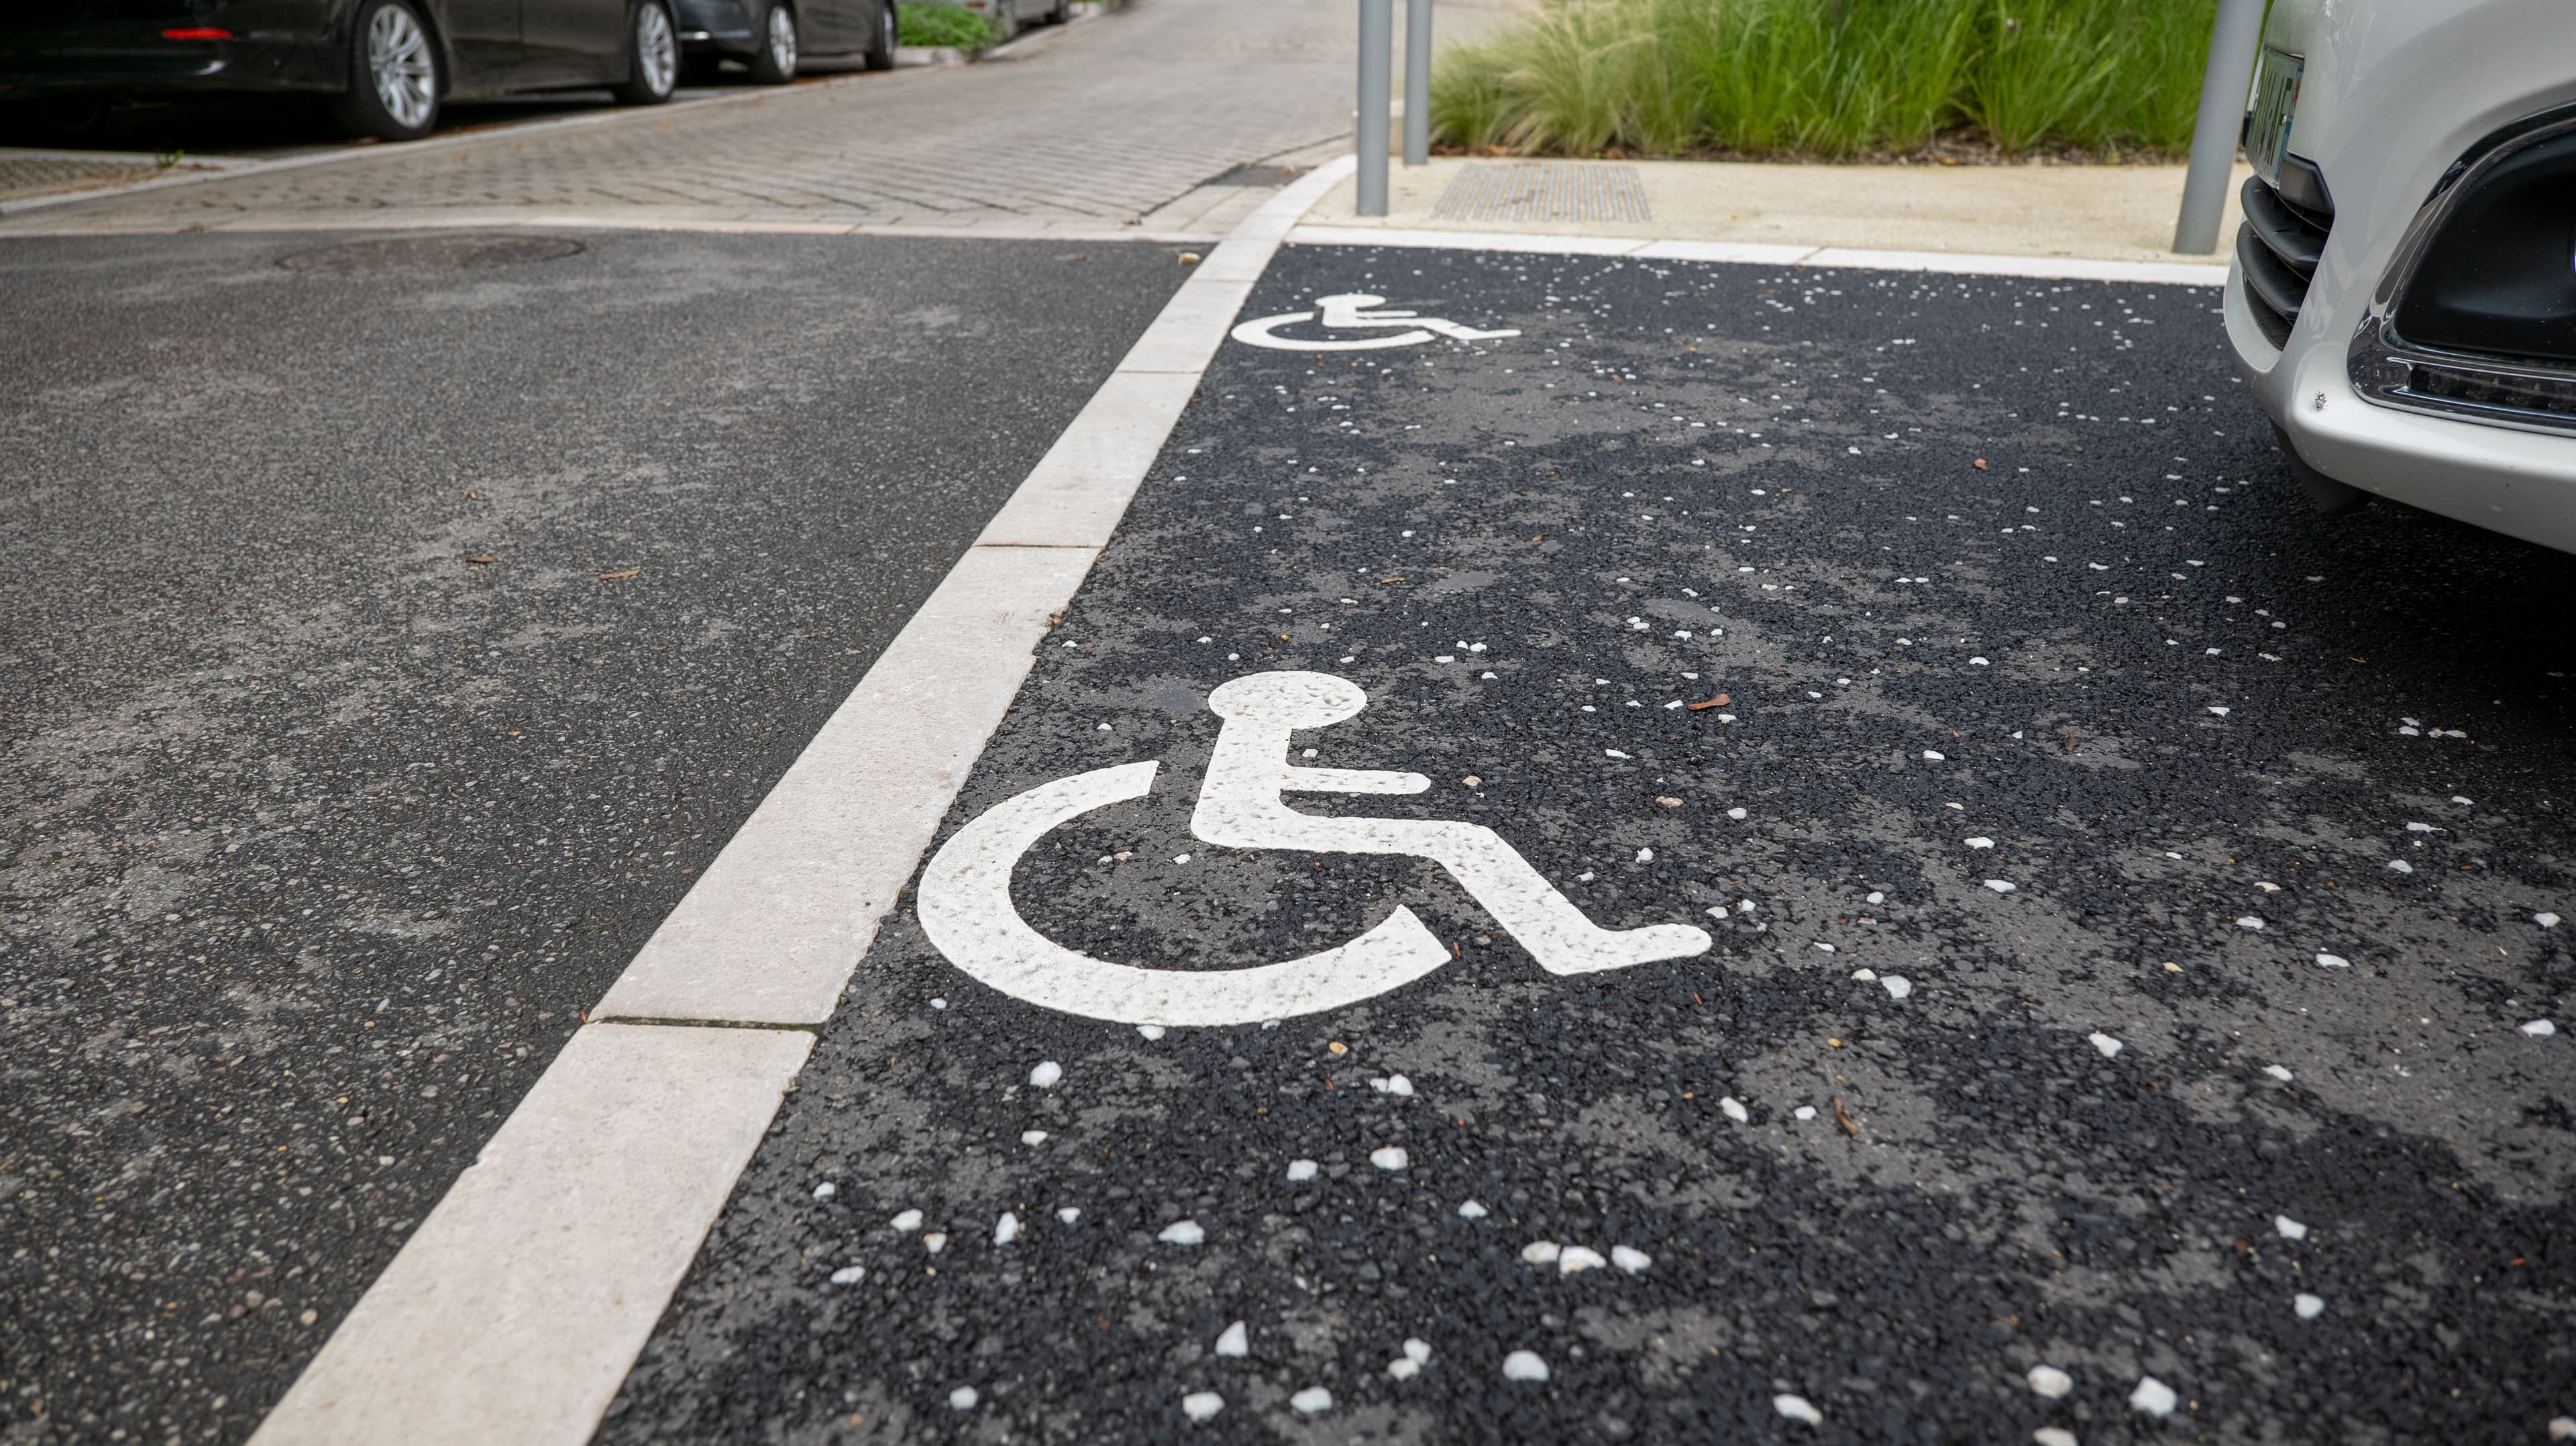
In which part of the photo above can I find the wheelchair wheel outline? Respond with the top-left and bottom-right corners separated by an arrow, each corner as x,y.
916,760 -> 1452,1027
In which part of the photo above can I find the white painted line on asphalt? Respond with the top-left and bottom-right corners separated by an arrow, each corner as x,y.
248,152 -> 1359,1446
248,1023 -> 812,1446
1283,224 -> 2231,287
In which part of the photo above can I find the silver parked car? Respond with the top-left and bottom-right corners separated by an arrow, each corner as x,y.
2228,0 -> 2576,553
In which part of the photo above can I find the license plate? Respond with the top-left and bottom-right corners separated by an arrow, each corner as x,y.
2246,46 -> 2305,186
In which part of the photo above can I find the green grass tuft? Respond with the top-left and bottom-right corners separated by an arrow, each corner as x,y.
896,3 -> 998,51
1432,0 -> 2216,160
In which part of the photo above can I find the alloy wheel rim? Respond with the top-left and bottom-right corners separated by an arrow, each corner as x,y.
367,5 -> 435,129
638,4 -> 677,93
766,5 -> 796,74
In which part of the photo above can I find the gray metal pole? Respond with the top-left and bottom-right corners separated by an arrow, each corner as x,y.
1402,0 -> 1431,166
2172,0 -> 2268,254
1357,0 -> 1391,216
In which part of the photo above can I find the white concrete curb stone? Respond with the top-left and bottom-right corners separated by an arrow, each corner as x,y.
246,152 -> 1359,1446
1285,223 -> 2231,287
248,1025 -> 812,1446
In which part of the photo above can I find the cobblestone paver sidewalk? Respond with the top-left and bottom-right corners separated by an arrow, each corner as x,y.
1,0 -> 1364,237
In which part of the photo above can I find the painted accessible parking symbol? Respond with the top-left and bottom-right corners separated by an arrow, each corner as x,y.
916,671 -> 1711,1026
1229,292 -> 1521,351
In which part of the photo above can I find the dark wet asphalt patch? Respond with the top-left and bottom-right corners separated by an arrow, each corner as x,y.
606,245 -> 2576,1443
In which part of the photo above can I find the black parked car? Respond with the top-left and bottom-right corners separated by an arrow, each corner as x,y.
676,0 -> 894,86
0,0 -> 692,142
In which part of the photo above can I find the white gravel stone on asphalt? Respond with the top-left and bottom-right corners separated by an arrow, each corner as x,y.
1774,1393 -> 1823,1425
1289,1386 -> 1332,1413
1028,1060 -> 1063,1088
1286,1158 -> 1319,1181
2295,1293 -> 2326,1319
2088,1032 -> 2125,1058
1457,1200 -> 1489,1218
2538,912 -> 2562,928
1181,1391 -> 1224,1422
1882,976 -> 1914,999
1611,1245 -> 1652,1273
1159,1219 -> 1205,1245
2033,1429 -> 2078,1446
923,1233 -> 947,1254
1387,1357 -> 1420,1380
1721,1096 -> 1750,1123
891,1209 -> 923,1231
2027,1364 -> 2073,1398
1985,879 -> 2018,893
1404,1338 -> 1432,1364
1503,1351 -> 1550,1382
2548,1417 -> 2575,1440
949,1386 -> 977,1410
811,1181 -> 837,1200
2316,953 -> 2352,968
1558,1246 -> 1607,1274
1521,1241 -> 1561,1265
1370,1146 -> 1409,1170
1020,1130 -> 1049,1145
994,1212 -> 1019,1245
829,1266 -> 865,1285
1057,1207 -> 1080,1224
2130,1377 -> 2179,1416
2263,1064 -> 2294,1082
1214,1321 -> 1248,1357
2275,1215 -> 2308,1240
2522,1019 -> 2558,1037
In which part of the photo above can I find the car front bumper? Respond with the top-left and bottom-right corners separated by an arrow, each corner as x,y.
2231,256 -> 2576,552
2226,0 -> 2576,555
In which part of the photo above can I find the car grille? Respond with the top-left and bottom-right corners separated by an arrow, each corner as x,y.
2236,174 -> 2332,348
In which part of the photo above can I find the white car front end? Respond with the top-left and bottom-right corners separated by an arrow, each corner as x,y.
2226,0 -> 2576,553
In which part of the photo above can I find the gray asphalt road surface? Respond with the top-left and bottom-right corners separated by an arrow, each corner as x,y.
0,228 -> 1185,1444
606,243 -> 2574,1443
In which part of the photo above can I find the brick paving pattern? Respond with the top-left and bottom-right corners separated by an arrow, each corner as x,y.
5,0 -> 1360,234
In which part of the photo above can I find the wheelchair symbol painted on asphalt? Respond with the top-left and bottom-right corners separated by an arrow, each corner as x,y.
1228,293 -> 1522,351
916,671 -> 1711,1027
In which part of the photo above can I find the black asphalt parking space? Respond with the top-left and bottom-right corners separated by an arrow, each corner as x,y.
608,243 -> 2575,1443
0,229 -> 1185,1443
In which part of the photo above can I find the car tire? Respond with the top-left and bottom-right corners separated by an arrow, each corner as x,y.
745,1 -> 798,84
862,0 -> 898,70
611,0 -> 680,105
2272,424 -> 2369,516
329,0 -> 441,142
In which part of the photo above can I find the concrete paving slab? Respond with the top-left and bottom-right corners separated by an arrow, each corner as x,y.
1311,156 -> 2255,265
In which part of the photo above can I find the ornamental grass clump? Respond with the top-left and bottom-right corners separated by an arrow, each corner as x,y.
1430,0 -> 2214,160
